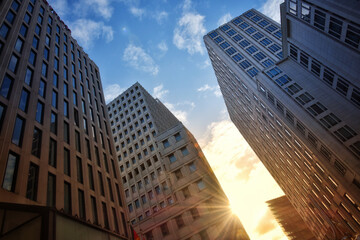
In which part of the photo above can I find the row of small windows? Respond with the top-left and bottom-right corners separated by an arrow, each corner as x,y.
257,76 -> 359,186
108,86 -> 141,111
251,86 -> 360,230
289,43 -> 360,109
210,50 -> 359,194
288,0 -> 360,49
265,66 -> 359,155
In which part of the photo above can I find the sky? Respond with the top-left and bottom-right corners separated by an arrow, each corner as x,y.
48,0 -> 287,239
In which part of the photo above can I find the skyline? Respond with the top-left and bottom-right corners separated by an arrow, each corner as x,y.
50,0 -> 287,239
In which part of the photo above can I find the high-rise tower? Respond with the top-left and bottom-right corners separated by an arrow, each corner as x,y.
107,82 -> 250,240
204,2 -> 360,239
0,0 -> 129,239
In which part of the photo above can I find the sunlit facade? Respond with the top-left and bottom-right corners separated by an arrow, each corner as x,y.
204,2 -> 360,239
0,0 -> 129,239
107,82 -> 250,240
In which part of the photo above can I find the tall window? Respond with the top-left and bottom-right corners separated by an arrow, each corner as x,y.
78,190 -> 85,219
0,74 -> 13,99
50,112 -> 57,134
64,148 -> 70,176
64,121 -> 69,143
76,157 -> 83,183
64,182 -> 71,214
88,165 -> 95,190
12,116 -> 25,146
107,178 -> 114,201
75,130 -> 81,152
2,152 -> 19,192
91,196 -> 98,224
98,172 -> 105,196
26,163 -> 39,201
35,101 -> 44,124
49,138 -> 57,167
18,89 -> 30,112
47,173 -> 56,207
31,127 -> 42,158
102,202 -> 109,229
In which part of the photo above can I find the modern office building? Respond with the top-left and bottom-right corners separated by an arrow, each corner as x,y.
204,1 -> 360,239
107,82 -> 250,240
267,195 -> 316,240
0,0 -> 129,239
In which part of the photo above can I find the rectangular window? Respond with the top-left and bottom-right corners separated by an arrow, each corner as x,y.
0,23 -> 10,39
336,78 -> 349,96
19,89 -> 30,112
64,148 -> 70,176
64,100 -> 69,118
98,172 -> 105,196
75,130 -> 81,152
38,80 -> 46,98
51,90 -> 58,108
49,138 -> 57,167
76,157 -> 83,183
301,3 -> 310,22
329,17 -> 342,39
91,196 -> 98,223
300,52 -> 309,68
102,202 -> 109,229
345,24 -> 360,48
334,125 -> 357,142
311,59 -> 321,76
160,223 -> 169,236
78,190 -> 85,219
1,74 -> 13,99
289,0 -> 297,15
41,62 -> 48,77
12,116 -> 25,146
307,102 -> 327,116
26,163 -> 39,201
169,154 -> 176,163
47,173 -> 56,207
190,207 -> 200,220
64,121 -> 69,143
2,152 -> 19,192
14,38 -> 24,53
64,182 -> 71,214
107,178 -> 114,201
181,147 -> 189,156
31,127 -> 42,158
35,101 -> 44,124
296,92 -> 314,105
88,165 -> 95,190
197,180 -> 205,190
28,50 -> 36,65
320,113 -> 341,128
323,68 -> 334,86
8,54 -> 19,73
314,9 -> 326,30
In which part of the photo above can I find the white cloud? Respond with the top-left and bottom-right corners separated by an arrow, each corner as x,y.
173,0 -> 206,55
217,13 -> 232,26
48,0 -> 68,19
200,59 -> 211,69
104,84 -> 126,103
153,11 -> 169,24
130,7 -> 145,19
197,84 -> 222,97
260,0 -> 284,23
164,102 -> 189,123
157,41 -> 168,53
152,84 -> 168,100
89,0 -> 114,20
69,19 -> 114,49
123,44 -> 159,75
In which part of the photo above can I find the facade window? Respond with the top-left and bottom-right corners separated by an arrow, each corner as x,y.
12,116 -> 25,146
49,138 -> 57,167
301,3 -> 311,22
189,162 -> 197,172
197,180 -> 206,190
0,23 -> 10,39
64,100 -> 69,118
31,127 -> 42,158
128,203 -> 133,213
307,102 -> 327,116
78,190 -> 85,219
52,90 -> 58,108
8,54 -> 18,73
38,80 -> 46,98
336,78 -> 349,96
35,101 -> 44,124
160,223 -> 169,236
334,125 -> 357,142
77,157 -> 83,183
345,24 -> 360,48
64,182 -> 72,214
47,173 -> 56,207
329,17 -> 342,39
320,113 -> 341,129
296,92 -> 314,105
91,196 -> 98,223
190,207 -> 200,220
14,38 -> 24,53
50,113 -> 57,135
26,163 -> 39,201
64,121 -> 70,143
98,172 -> 105,196
0,75 -> 13,99
28,50 -> 36,65
2,152 -> 19,192
314,9 -> 326,31
64,148 -> 70,176
181,147 -> 189,156
75,130 -> 81,152
88,165 -> 95,190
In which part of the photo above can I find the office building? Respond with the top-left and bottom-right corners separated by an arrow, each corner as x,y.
204,2 -> 360,239
0,0 -> 129,239
267,195 -> 316,240
107,82 -> 250,240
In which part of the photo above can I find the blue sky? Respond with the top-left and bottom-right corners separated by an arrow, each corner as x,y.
49,0 -> 287,239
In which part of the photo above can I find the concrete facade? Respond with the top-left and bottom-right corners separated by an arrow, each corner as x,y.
204,2 -> 360,239
0,0 -> 129,238
107,83 -> 250,240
